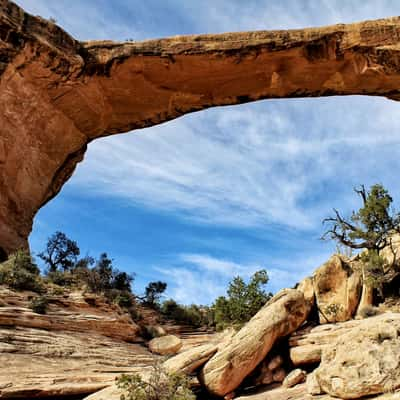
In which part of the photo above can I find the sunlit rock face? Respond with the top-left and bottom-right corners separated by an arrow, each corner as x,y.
2,0 -> 400,255
200,289 -> 310,396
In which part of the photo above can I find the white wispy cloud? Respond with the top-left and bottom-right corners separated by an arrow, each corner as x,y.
155,249 -> 332,305
155,254 -> 263,305
179,253 -> 261,277
69,97 -> 400,233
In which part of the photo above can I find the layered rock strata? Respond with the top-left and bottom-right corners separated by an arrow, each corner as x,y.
0,287 -> 153,398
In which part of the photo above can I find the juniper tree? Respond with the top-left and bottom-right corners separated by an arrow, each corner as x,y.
143,281 -> 167,307
212,269 -> 272,330
39,231 -> 80,272
323,184 -> 400,306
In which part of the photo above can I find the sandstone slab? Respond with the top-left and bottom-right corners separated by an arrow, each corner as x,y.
234,384 -> 400,400
201,289 -> 310,396
289,316 -> 373,366
163,343 -> 217,374
315,313 -> 400,399
0,286 -> 155,398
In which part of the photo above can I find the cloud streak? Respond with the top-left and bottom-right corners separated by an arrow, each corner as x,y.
70,97 -> 400,234
155,250 -> 331,305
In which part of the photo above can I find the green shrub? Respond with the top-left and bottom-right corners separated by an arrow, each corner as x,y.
116,293 -> 133,308
161,299 -> 209,328
30,296 -> 49,314
0,250 -> 44,293
116,363 -> 195,400
324,303 -> 344,319
358,305 -> 381,319
51,286 -> 65,296
46,270 -> 74,287
143,281 -> 167,307
128,306 -> 142,322
211,270 -> 272,329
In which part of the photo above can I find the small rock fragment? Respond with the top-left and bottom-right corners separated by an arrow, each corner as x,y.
283,369 -> 306,388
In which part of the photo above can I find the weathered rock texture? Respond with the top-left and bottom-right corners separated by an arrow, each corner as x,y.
315,312 -> 400,399
288,313 -> 378,366
234,384 -> 400,400
283,369 -> 306,388
0,326 -> 155,398
201,289 -> 310,396
163,343 -> 218,374
2,0 -> 400,255
313,255 -> 361,323
0,287 -> 141,342
0,285 -> 220,398
0,286 -> 155,398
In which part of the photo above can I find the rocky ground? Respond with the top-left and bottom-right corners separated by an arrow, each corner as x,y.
84,248 -> 400,400
2,249 -> 400,400
0,286 -> 215,398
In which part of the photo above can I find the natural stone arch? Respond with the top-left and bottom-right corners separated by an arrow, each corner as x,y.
1,0 -> 400,255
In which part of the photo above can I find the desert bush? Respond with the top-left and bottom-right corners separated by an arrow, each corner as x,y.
116,293 -> 133,308
324,303 -> 344,319
116,362 -> 195,400
323,184 -> 400,306
81,253 -> 134,296
51,286 -> 65,296
358,305 -> 381,319
161,299 -> 208,328
0,250 -> 44,292
30,296 -> 49,314
128,306 -> 142,322
46,270 -> 74,287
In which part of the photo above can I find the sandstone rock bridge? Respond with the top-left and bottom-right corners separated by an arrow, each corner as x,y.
1,0 -> 400,258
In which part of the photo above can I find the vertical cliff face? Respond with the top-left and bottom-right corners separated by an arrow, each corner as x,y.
2,0 -> 400,256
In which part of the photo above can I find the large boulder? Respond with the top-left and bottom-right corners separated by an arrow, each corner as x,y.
315,313 -> 400,399
163,343 -> 217,374
200,289 -> 310,397
297,277 -> 315,307
148,335 -> 182,355
380,233 -> 400,267
313,255 -> 361,323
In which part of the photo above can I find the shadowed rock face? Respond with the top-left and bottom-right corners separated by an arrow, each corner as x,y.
2,0 -> 400,254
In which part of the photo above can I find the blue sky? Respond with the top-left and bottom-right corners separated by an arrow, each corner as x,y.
15,0 -> 400,304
